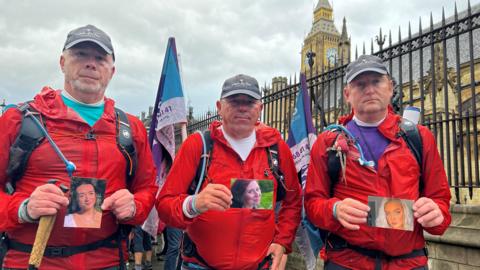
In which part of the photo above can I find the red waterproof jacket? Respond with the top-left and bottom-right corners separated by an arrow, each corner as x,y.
305,111 -> 451,270
0,88 -> 158,269
156,121 -> 301,270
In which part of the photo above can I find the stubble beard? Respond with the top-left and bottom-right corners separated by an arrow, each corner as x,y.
71,79 -> 106,95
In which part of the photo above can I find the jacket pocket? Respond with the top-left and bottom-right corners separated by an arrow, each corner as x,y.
384,153 -> 421,197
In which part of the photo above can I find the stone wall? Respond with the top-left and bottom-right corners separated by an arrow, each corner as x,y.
286,205 -> 480,270
425,205 -> 480,270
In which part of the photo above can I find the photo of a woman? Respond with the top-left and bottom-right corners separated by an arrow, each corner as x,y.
231,179 -> 262,209
375,198 -> 414,231
64,178 -> 105,228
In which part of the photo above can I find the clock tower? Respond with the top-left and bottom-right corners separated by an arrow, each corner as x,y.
301,0 -> 350,76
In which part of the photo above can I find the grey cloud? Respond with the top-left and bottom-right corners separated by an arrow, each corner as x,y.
1,0 -> 478,117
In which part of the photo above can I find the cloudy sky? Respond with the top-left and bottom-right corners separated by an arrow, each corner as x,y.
1,0 -> 478,117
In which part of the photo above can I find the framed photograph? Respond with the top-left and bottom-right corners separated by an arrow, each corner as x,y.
367,196 -> 414,231
230,179 -> 274,210
64,177 -> 106,228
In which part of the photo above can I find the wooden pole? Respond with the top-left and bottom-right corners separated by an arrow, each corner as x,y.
181,122 -> 188,143
28,215 -> 56,269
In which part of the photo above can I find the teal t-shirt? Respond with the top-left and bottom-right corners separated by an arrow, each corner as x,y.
61,95 -> 104,126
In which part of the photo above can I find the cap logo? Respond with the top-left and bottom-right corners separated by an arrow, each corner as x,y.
229,79 -> 253,89
77,28 -> 101,38
122,130 -> 130,139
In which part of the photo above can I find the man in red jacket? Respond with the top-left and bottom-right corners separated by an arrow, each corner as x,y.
305,55 -> 451,270
156,74 -> 302,270
0,25 -> 158,269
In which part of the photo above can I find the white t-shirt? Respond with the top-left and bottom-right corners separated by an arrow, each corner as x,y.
352,115 -> 385,127
63,214 -> 77,227
221,127 -> 256,161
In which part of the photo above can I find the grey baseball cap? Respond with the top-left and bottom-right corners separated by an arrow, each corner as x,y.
345,55 -> 388,83
221,74 -> 261,100
63,25 -> 115,60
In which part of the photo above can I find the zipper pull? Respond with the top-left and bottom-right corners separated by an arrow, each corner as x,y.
85,130 -> 96,140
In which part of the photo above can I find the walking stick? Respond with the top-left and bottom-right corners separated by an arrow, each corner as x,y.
28,181 -> 69,270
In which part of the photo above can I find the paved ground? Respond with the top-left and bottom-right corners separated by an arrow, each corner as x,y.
127,256 -> 165,269
127,235 -> 167,269
126,242 -> 166,269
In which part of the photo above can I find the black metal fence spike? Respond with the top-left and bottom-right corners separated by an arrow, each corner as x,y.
185,4 -> 480,205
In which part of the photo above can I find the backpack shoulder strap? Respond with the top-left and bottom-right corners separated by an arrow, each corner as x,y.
398,118 -> 424,191
326,120 -> 424,196
182,132 -> 215,268
267,143 -> 288,202
399,119 -> 423,168
188,130 -> 213,195
6,102 -> 45,194
326,132 -> 344,197
6,105 -> 138,193
114,107 -> 137,186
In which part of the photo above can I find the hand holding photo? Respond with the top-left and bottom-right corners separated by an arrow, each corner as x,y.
368,196 -> 414,231
230,179 -> 274,209
64,177 -> 106,228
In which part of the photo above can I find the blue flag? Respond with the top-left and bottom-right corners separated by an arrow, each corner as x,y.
287,73 -> 317,188
143,37 -> 187,236
287,73 -> 324,258
148,37 -> 187,159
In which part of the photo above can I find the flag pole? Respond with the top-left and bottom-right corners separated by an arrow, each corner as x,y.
177,51 -> 188,143
181,123 -> 187,142
143,37 -> 188,237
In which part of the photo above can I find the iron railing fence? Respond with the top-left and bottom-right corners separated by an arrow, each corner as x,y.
184,3 -> 480,204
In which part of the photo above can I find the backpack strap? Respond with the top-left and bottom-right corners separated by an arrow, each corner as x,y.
5,105 -> 136,194
308,120 -> 424,257
181,233 -> 213,269
266,144 -> 287,202
301,130 -> 346,256
6,102 -> 45,194
399,119 -> 422,169
187,130 -> 213,195
398,118 -> 424,192
326,120 -> 424,196
5,232 -> 119,257
186,131 -> 288,201
114,108 -> 137,186
182,130 -> 214,268
326,132 -> 344,197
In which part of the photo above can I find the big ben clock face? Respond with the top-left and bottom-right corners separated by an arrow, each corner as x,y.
326,47 -> 337,65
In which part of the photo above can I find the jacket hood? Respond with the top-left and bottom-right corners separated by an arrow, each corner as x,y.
338,105 -> 395,124
29,87 -> 116,123
338,105 -> 401,141
209,120 -> 282,148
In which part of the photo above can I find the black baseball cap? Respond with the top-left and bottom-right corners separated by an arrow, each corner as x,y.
63,24 -> 115,60
221,74 -> 261,100
345,55 -> 389,83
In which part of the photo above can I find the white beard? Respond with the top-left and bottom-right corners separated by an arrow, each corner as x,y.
71,79 -> 105,95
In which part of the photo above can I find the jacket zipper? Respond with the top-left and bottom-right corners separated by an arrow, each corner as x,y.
379,142 -> 401,198
233,158 -> 245,269
83,128 -> 97,177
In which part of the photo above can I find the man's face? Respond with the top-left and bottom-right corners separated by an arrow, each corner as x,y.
216,94 -> 262,138
77,184 -> 96,212
60,43 -> 115,103
344,72 -> 393,122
